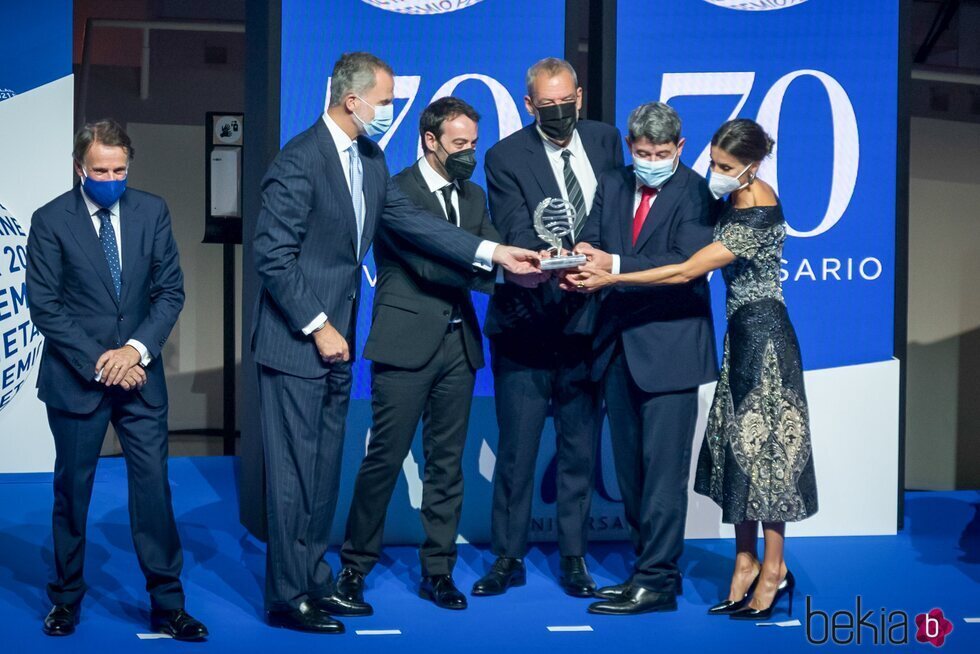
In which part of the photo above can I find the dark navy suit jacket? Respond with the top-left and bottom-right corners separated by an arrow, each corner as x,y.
577,162 -> 719,394
483,120 -> 623,339
251,119 -> 485,378
26,186 -> 185,413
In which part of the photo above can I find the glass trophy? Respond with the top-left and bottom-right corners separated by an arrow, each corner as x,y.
533,198 -> 588,270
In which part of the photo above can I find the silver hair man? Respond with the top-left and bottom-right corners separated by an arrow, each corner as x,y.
627,102 -> 682,144
525,57 -> 579,99
328,52 -> 394,107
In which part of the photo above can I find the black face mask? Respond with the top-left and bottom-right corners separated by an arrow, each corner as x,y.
439,142 -> 477,181
536,101 -> 578,142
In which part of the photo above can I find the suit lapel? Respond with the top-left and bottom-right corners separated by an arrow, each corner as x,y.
358,137 -> 385,261
409,162 -> 449,220
118,191 -> 141,306
577,122 -> 606,181
313,120 -> 359,257
524,128 -> 563,202
633,170 -> 682,252
618,168 -> 638,254
65,187 -> 120,306
457,183 -> 481,232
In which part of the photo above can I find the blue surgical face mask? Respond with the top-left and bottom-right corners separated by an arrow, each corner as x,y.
633,155 -> 677,189
353,96 -> 394,137
81,167 -> 128,208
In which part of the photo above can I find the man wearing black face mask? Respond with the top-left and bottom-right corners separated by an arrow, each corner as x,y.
473,58 -> 624,599
334,97 -> 501,612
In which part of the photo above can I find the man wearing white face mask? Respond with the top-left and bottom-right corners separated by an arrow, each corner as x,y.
570,102 -> 719,615
249,52 -> 543,634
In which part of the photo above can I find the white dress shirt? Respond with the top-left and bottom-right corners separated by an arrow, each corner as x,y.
79,185 -> 152,377
303,114 -> 498,336
538,126 -> 598,221
418,155 -> 461,226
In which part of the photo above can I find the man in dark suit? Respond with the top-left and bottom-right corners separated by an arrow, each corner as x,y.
25,120 -> 207,640
568,102 -> 719,615
251,52 -> 540,633
335,97 -> 499,612
472,58 -> 623,599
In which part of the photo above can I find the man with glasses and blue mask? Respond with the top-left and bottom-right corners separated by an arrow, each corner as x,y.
250,51 -> 544,634
26,120 -> 207,640
567,101 -> 719,615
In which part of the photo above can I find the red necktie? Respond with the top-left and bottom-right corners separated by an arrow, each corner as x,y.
632,186 -> 658,245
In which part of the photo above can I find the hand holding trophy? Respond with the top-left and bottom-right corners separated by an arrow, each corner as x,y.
533,198 -> 589,271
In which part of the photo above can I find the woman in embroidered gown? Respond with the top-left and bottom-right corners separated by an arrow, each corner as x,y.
568,119 -> 817,620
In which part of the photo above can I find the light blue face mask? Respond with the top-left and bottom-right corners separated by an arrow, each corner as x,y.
633,155 -> 677,189
353,96 -> 394,137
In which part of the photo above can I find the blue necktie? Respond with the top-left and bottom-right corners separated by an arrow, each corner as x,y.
347,142 -> 365,255
97,208 -> 121,298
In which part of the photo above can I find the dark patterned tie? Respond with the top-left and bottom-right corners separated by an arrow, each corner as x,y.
439,184 -> 457,225
561,149 -> 587,240
97,208 -> 121,298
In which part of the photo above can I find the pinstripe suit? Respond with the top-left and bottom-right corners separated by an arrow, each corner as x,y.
251,117 -> 489,611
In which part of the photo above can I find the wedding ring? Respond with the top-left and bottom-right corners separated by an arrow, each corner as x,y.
577,282 -> 584,289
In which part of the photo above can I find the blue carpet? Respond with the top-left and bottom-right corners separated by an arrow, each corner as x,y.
0,457 -> 977,652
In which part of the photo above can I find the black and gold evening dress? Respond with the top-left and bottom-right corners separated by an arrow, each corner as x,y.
693,203 -> 818,524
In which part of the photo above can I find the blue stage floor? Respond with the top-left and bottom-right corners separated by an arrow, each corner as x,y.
1,456 -> 978,652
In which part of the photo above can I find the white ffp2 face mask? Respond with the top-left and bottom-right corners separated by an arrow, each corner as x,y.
707,162 -> 755,200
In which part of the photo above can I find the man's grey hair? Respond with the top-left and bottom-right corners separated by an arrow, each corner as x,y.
627,102 -> 682,144
525,57 -> 578,99
328,52 -> 394,107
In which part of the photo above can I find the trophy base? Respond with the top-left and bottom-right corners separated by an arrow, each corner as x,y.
540,254 -> 588,271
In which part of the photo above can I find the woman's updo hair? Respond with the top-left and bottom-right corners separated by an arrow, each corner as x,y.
710,119 -> 774,165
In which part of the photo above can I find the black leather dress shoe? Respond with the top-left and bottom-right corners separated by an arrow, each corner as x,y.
420,575 -> 467,610
587,586 -> 678,615
268,602 -> 345,634
150,609 -> 209,641
315,567 -> 373,616
559,556 -> 596,597
43,603 -> 80,636
471,557 -> 526,596
593,580 -> 632,601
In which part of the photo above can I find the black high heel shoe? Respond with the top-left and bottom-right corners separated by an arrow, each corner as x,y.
707,568 -> 761,615
729,570 -> 795,621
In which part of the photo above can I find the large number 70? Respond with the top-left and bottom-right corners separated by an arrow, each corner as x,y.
327,69 -> 858,238
661,71 -> 859,238
325,73 -> 524,156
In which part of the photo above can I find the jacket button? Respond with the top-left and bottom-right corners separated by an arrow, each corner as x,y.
118,316 -> 124,322
442,310 -> 450,317
347,293 -> 355,301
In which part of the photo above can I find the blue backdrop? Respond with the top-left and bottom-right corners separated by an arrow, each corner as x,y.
0,1 -> 71,101
617,0 -> 898,371
280,0 -> 565,400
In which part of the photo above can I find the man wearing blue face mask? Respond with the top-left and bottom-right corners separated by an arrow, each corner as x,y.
569,102 -> 719,615
247,52 -> 544,634
26,120 -> 207,640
